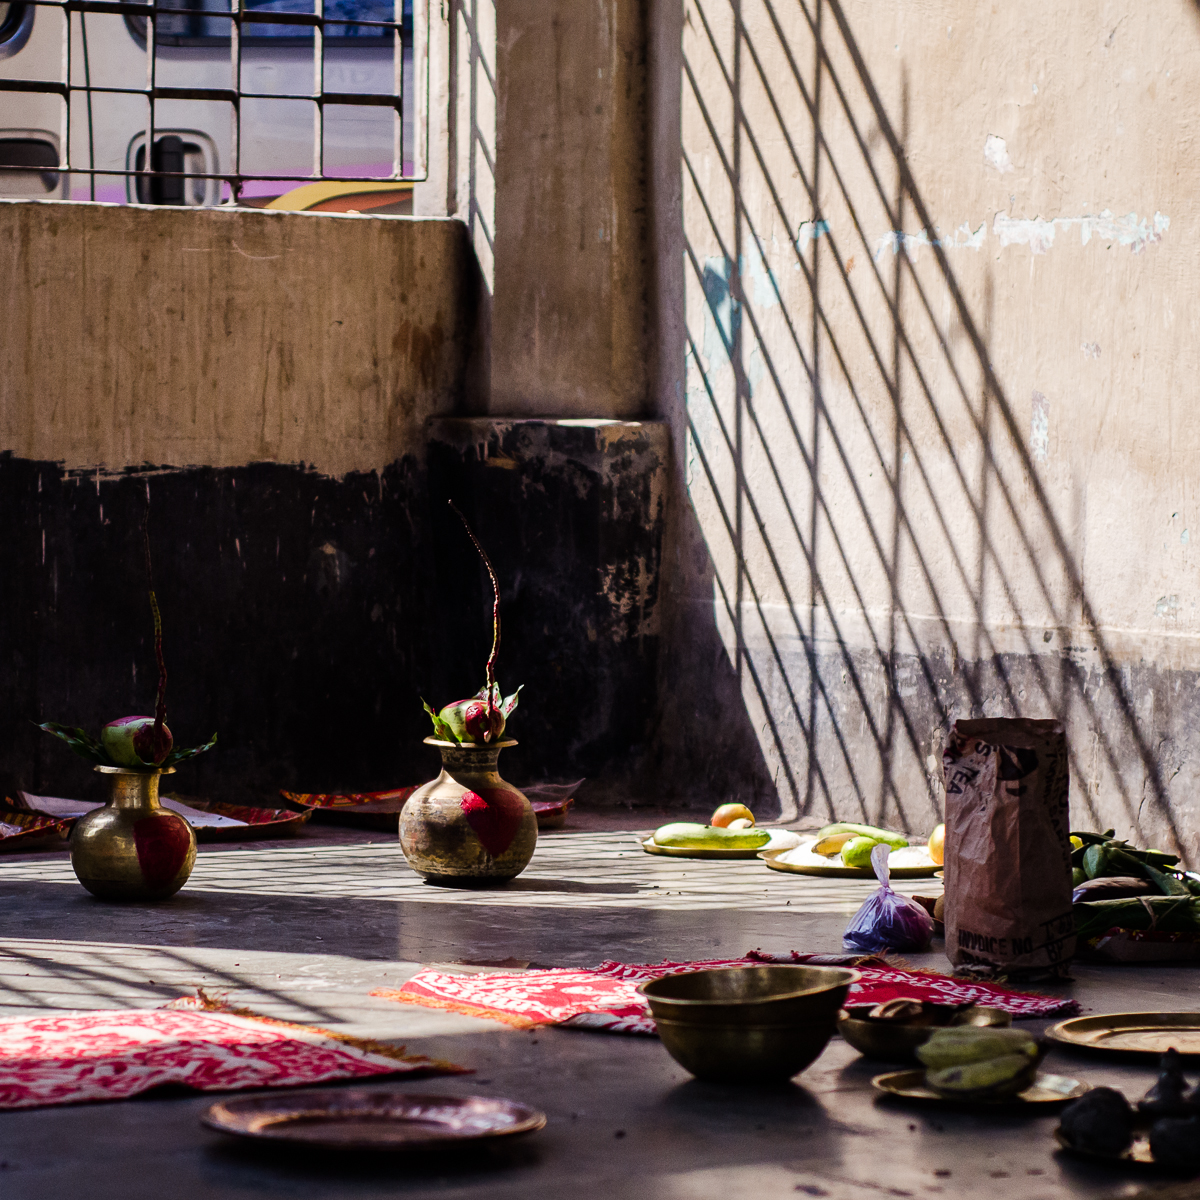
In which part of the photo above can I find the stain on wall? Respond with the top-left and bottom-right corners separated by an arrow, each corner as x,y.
425,419 -> 667,794
1,455 -> 445,804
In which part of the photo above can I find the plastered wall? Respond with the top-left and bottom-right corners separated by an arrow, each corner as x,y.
0,200 -> 477,803
654,0 -> 1200,861
0,201 -> 474,474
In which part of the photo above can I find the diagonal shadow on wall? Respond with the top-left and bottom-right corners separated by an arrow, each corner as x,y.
662,0 -> 1187,856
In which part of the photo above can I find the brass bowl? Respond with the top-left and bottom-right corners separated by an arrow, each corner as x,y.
837,1004 -> 1012,1063
639,966 -> 858,1083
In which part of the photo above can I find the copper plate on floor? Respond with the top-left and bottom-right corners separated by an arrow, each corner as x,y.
872,1070 -> 1088,1106
759,848 -> 941,879
1047,1013 -> 1200,1056
202,1089 -> 547,1150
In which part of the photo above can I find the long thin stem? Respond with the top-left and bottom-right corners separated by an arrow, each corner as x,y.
449,499 -> 499,721
144,487 -> 168,754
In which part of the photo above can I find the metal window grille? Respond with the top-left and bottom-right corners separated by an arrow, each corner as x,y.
0,0 -> 427,199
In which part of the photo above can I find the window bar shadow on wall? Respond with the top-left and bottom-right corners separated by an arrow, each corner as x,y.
0,0 -> 429,199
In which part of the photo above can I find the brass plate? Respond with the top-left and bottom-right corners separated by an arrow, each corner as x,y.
759,847 -> 941,879
872,1070 -> 1088,1106
641,836 -> 769,860
1047,1013 -> 1200,1056
202,1089 -> 546,1151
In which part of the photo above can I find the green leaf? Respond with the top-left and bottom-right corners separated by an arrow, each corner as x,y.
501,685 -> 523,718
422,699 -> 458,743
161,733 -> 218,768
1107,846 -> 1190,897
35,721 -> 112,766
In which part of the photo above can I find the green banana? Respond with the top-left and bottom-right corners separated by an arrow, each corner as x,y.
816,823 -> 908,850
653,823 -> 770,850
841,836 -> 882,868
915,1027 -> 1039,1070
926,1053 -> 1038,1099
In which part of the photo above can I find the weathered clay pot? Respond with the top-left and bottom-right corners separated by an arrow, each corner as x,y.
399,738 -> 537,885
70,766 -> 196,901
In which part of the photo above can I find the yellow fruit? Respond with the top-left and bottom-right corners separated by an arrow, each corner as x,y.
711,803 -> 754,828
928,824 -> 945,866
812,831 -> 856,857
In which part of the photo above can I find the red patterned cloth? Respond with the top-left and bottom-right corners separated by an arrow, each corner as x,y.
372,951 -> 1077,1034
0,997 -> 465,1110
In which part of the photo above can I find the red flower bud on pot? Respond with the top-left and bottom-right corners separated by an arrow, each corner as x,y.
426,685 -> 522,744
101,716 -> 173,768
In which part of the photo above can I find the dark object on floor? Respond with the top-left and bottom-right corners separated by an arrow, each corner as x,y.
1139,1050 -> 1193,1118
1059,1087 -> 1135,1155
1149,1115 -> 1200,1172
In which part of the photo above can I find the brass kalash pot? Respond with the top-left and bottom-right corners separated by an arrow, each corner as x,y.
70,765 -> 196,901
399,738 -> 537,885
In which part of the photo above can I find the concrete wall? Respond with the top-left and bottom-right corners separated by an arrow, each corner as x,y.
417,0 -> 654,420
0,198 -> 666,808
655,0 -> 1200,862
0,201 -> 477,803
1,202 -> 473,474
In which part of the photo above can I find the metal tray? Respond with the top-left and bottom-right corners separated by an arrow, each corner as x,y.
872,1069 -> 1088,1107
1048,1013 -> 1200,1057
202,1089 -> 546,1151
641,836 -> 767,860
759,847 -> 941,879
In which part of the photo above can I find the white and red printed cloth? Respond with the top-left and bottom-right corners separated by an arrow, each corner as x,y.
0,997 -> 464,1110
372,951 -> 1077,1034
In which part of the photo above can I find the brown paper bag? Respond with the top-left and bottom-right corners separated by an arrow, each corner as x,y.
942,718 -> 1075,976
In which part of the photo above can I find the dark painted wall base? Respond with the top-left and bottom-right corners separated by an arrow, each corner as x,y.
425,419 -> 667,800
1,453 -> 444,806
1,421 -> 667,808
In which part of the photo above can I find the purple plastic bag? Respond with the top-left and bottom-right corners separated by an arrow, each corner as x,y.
842,844 -> 935,954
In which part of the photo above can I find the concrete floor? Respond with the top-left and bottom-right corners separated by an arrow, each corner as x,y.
0,820 -> 1196,1199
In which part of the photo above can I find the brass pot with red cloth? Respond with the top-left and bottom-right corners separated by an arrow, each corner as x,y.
70,766 -> 196,900
399,739 -> 537,885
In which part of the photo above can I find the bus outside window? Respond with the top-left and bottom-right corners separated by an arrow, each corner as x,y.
0,0 -> 424,206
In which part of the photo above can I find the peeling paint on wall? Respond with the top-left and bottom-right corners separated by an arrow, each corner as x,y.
796,219 -> 830,250
983,134 -> 1014,173
1031,391 -> 1050,462
873,210 -> 1169,262
1157,594 -> 1181,619
873,222 -> 986,261
993,210 -> 1170,255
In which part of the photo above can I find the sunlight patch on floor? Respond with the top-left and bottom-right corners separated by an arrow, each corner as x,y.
0,831 -> 939,914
